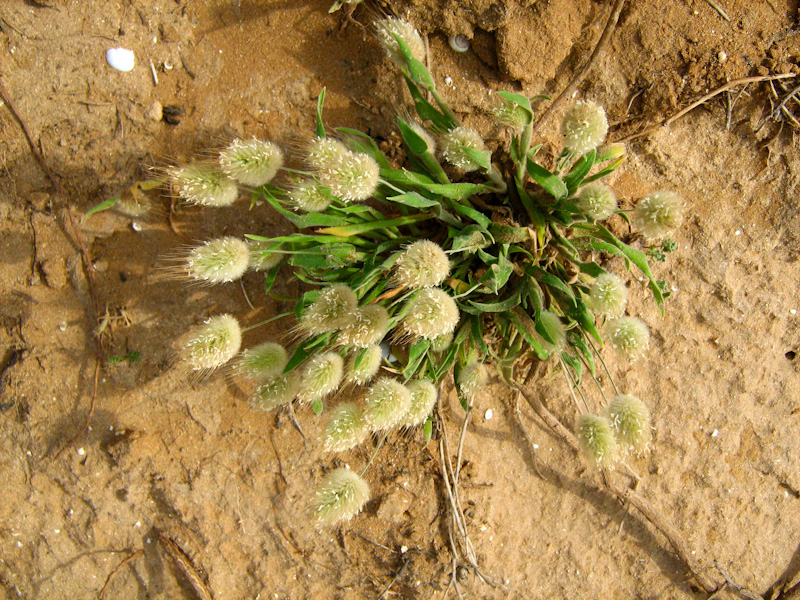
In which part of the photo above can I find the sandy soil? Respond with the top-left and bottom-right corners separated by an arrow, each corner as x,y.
0,0 -> 798,598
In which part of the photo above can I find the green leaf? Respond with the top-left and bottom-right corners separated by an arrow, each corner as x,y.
563,150 -> 596,192
468,287 -> 522,312
509,308 -> 547,360
386,192 -> 439,209
317,212 -> 433,237
311,398 -> 324,415
530,266 -> 576,306
479,253 -> 514,294
423,417 -> 433,444
450,225 -> 491,253
263,262 -> 281,295
561,352 -> 583,386
582,157 -> 624,185
83,197 -> 120,220
564,298 -> 602,344
403,339 -> 431,381
315,88 -> 327,138
283,338 -> 319,373
461,147 -> 492,172
526,160 -> 568,200
569,332 -> 596,377
496,91 -> 533,122
260,191 -> 348,228
397,117 -> 431,156
448,200 -> 491,229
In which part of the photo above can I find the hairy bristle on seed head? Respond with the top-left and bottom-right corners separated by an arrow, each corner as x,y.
338,304 -> 390,348
606,316 -> 650,361
345,345 -> 383,385
289,180 -> 333,213
312,467 -> 370,526
536,310 -> 567,358
181,314 -> 242,372
363,377 -> 412,431
299,284 -> 358,336
186,236 -> 250,283
576,413 -> 619,466
605,394 -> 652,454
297,352 -> 344,403
247,240 -> 283,272
219,138 -> 283,187
439,126 -> 486,172
588,273 -> 628,318
561,101 -> 608,155
392,240 -> 450,289
576,183 -> 618,221
632,191 -> 684,240
169,164 -> 239,207
456,362 -> 488,401
401,288 -> 460,340
250,371 -> 300,411
374,17 -> 426,66
323,402 -> 369,452
402,379 -> 438,427
236,342 -> 288,381
317,151 -> 380,203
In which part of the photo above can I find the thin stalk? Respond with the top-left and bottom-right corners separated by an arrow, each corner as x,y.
559,357 -> 591,413
242,311 -> 294,333
586,336 -> 620,394
360,431 -> 388,476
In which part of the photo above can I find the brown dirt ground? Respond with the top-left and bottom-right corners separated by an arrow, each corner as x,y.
0,0 -> 799,598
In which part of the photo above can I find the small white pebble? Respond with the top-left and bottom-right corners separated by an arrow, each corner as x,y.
444,76 -> 453,86
131,222 -> 142,232
135,521 -> 141,527
735,230 -> 742,235
505,579 -> 511,585
16,541 -> 22,548
718,51 -> 727,62
68,509 -> 73,516
58,321 -> 67,332
484,409 -> 493,420
790,309 -> 797,315
106,48 -> 135,72
400,545 -> 408,554
77,447 -> 86,456
711,429 -> 719,437
54,529 -> 60,534
146,538 -> 151,544
26,450 -> 31,456
533,443 -> 539,450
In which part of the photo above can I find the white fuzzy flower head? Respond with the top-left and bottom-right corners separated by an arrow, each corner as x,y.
247,240 -> 283,272
312,467 -> 370,527
236,342 -> 288,381
289,180 -> 332,213
251,372 -> 300,411
170,164 -> 239,207
632,191 -> 684,240
561,101 -> 609,155
457,362 -> 488,401
606,394 -> 652,454
297,352 -> 344,403
219,138 -> 283,187
318,151 -> 380,203
299,284 -> 358,336
182,314 -> 242,372
323,402 -> 368,452
440,126 -> 486,172
536,310 -> 567,358
375,17 -> 426,66
430,332 -> 453,353
345,345 -> 383,385
393,240 -> 451,289
338,305 -> 390,348
306,137 -> 350,172
186,237 -> 250,283
588,273 -> 628,318
363,377 -> 412,431
403,379 -> 438,427
401,288 -> 460,340
577,184 -> 618,221
494,96 -> 530,133
606,316 -> 650,361
576,413 -> 619,466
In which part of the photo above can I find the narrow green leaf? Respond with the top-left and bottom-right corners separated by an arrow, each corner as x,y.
82,197 -> 120,220
311,398 -> 324,415
563,150 -> 596,192
468,288 -> 522,312
263,263 -> 281,295
317,212 -> 433,236
387,192 -> 439,209
315,88 -> 327,138
526,160 -> 568,200
461,147 -> 492,172
423,417 -> 433,444
531,266 -> 576,306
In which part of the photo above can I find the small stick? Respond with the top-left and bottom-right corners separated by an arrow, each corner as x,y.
377,555 -> 412,599
99,549 -> 144,599
704,0 -> 731,22
530,0 -> 626,137
155,529 -> 214,600
713,561 -> 761,600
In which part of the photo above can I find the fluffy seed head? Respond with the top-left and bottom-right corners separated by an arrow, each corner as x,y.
632,191 -> 684,240
606,317 -> 650,361
457,362 -> 488,401
536,310 -> 567,357
318,151 -> 380,203
297,352 -> 344,403
323,402 -> 369,452
375,17 -> 426,66
403,379 -> 438,427
299,284 -> 358,336
288,180 -> 333,213
440,126 -> 486,172
561,101 -> 609,154
494,97 -> 530,132
313,467 -> 370,526
186,237 -> 250,283
306,137 -> 350,172
169,164 -> 239,207
606,394 -> 652,453
236,342 -> 288,381
588,273 -> 628,318
576,413 -> 619,466
247,240 -> 283,272
393,240 -> 450,289
219,138 -> 283,187
338,305 -> 390,348
182,314 -> 242,371
363,377 -> 412,430
430,332 -> 453,353
402,288 -> 460,340
345,345 -> 383,385
577,184 -> 618,221
251,372 -> 300,411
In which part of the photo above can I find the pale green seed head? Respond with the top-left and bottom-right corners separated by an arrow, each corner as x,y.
402,379 -> 438,427
440,126 -> 486,172
299,284 -> 358,336
494,96 -> 531,133
297,352 -> 344,403
219,138 -> 283,187
345,345 -> 383,385
318,150 -> 380,203
289,180 -> 333,213
186,236 -> 250,283
577,184 -> 618,221
363,377 -> 412,431
561,101 -> 608,155
576,413 -> 619,466
236,342 -> 288,381
307,137 -> 350,172
323,402 -> 369,452
170,164 -> 239,207
338,305 -> 390,348
402,288 -> 460,340
606,316 -> 650,361
247,240 -> 283,272
182,314 -> 242,372
606,394 -> 652,454
375,17 -> 426,66
430,332 -> 453,353
632,191 -> 684,240
392,240 -> 451,289
250,371 -> 300,411
457,362 -> 488,401
312,467 -> 370,527
588,273 -> 628,318
536,310 -> 567,358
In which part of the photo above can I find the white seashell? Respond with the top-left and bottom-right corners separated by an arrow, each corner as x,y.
106,47 -> 135,72
448,34 -> 470,53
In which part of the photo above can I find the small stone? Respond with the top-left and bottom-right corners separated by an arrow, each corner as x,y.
717,51 -> 727,62
106,47 -> 135,72
144,100 -> 163,122
484,409 -> 493,420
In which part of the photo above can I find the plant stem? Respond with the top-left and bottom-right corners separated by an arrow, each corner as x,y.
360,432 -> 388,477
242,311 -> 294,332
